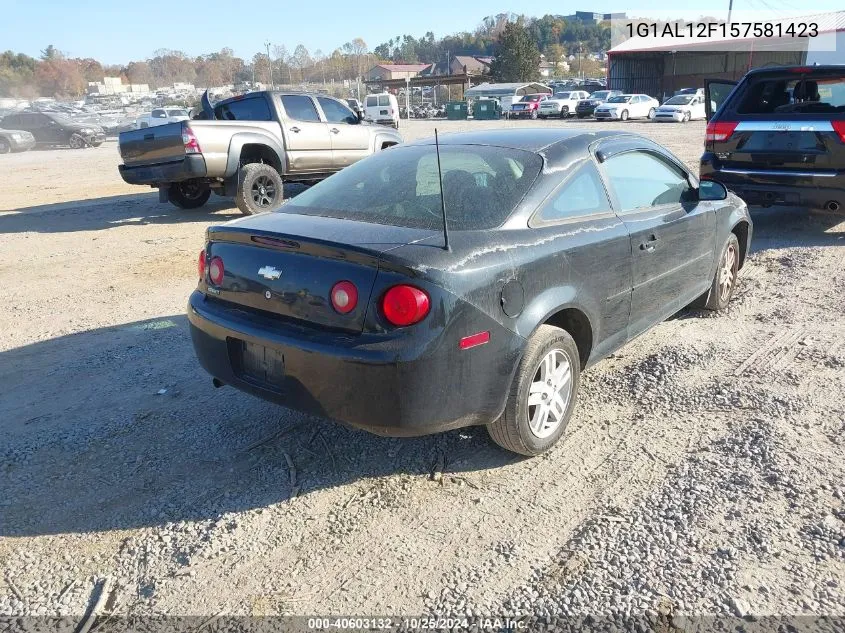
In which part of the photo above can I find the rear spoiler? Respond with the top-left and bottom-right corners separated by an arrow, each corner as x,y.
201,90 -> 215,121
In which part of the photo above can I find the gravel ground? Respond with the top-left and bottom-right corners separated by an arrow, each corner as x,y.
1,119 -> 843,621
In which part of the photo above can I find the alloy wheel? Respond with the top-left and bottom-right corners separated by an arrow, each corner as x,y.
719,243 -> 737,303
527,349 -> 573,439
251,175 -> 278,208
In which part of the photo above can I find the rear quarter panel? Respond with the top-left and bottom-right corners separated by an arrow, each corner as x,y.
189,121 -> 283,176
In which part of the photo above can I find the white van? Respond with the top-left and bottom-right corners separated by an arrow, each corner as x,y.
365,93 -> 400,129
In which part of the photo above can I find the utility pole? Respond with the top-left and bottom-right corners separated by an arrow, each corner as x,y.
265,41 -> 274,89
727,0 -> 734,26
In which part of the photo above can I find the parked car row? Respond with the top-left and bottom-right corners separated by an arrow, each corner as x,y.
0,111 -> 106,150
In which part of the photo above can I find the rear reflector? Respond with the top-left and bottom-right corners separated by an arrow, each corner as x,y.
459,331 -> 490,350
330,281 -> 358,314
208,256 -> 224,286
382,285 -> 430,327
832,121 -> 845,144
705,121 -> 738,142
198,250 -> 206,279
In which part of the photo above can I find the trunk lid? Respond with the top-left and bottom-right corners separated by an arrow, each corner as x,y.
707,68 -> 845,178
204,213 -> 439,333
119,121 -> 185,166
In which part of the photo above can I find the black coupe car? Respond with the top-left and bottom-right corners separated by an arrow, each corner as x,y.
188,129 -> 752,456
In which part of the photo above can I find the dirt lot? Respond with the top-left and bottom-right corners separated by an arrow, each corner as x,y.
1,119 -> 843,621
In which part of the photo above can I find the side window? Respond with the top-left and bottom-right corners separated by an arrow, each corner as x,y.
604,151 -> 692,211
152,109 -> 166,118
537,161 -> 610,223
280,95 -> 320,122
214,97 -> 273,121
318,97 -> 356,124
377,95 -> 391,107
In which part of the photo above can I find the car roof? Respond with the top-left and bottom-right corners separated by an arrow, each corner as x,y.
745,64 -> 844,76
404,128 -> 629,153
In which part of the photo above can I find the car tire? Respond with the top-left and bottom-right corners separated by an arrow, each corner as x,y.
620,110 -> 629,121
488,325 -> 581,456
530,110 -> 538,120
168,181 -> 211,209
560,107 -> 569,119
235,163 -> 284,215
682,111 -> 691,123
648,107 -> 656,120
68,134 -> 85,149
693,233 -> 740,311
0,138 -> 10,154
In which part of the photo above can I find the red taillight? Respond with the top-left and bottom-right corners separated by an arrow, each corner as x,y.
381,285 -> 430,327
330,281 -> 358,314
208,256 -> 224,285
832,121 -> 845,144
459,331 -> 490,350
198,250 -> 206,279
182,124 -> 201,154
705,121 -> 738,142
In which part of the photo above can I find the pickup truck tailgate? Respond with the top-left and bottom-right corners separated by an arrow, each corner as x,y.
119,122 -> 185,166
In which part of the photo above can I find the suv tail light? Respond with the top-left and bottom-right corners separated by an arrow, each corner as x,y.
182,123 -> 201,154
208,256 -> 224,285
330,281 -> 358,314
832,121 -> 845,144
705,121 -> 738,142
381,285 -> 430,327
198,250 -> 206,279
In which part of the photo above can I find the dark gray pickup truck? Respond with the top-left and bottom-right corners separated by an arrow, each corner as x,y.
118,90 -> 402,214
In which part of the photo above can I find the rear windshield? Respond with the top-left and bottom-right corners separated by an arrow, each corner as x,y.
553,92 -> 571,99
166,109 -> 188,117
366,96 -> 377,106
282,145 -> 543,230
736,73 -> 845,114
378,95 -> 391,106
521,95 -> 543,102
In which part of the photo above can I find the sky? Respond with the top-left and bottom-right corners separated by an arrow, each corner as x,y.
2,0 -> 840,64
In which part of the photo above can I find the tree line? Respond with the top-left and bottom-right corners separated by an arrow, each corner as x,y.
0,13 -> 611,99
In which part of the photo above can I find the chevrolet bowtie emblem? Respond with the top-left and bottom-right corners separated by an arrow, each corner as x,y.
258,266 -> 282,280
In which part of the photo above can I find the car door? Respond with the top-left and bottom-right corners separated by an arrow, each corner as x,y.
634,96 -> 649,118
316,96 -> 371,168
277,94 -> 332,173
31,114 -> 61,144
528,158 -> 633,361
599,146 -> 716,339
690,96 -> 706,120
704,79 -> 738,121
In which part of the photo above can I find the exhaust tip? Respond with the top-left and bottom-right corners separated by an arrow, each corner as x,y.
212,378 -> 225,389
824,200 -> 840,213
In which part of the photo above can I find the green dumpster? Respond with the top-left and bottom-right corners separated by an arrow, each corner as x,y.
473,99 -> 500,120
446,101 -> 468,120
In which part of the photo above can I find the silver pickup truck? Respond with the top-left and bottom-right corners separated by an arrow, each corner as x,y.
118,91 -> 403,214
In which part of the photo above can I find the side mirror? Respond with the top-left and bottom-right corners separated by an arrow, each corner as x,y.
698,180 -> 728,201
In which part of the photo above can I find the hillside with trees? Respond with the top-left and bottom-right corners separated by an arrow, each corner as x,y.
0,13 -> 611,99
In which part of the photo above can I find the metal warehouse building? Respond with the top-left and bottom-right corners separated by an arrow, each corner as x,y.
607,11 -> 844,100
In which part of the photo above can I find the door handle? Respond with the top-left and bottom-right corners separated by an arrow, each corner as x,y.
329,128 -> 340,134
639,234 -> 659,252
290,126 -> 300,133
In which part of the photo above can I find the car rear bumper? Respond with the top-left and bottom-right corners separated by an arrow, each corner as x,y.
701,152 -> 844,210
187,291 -> 524,437
118,155 -> 208,186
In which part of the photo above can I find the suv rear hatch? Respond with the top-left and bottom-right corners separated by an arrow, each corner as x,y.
119,121 -> 187,166
202,212 -> 437,334
704,67 -> 845,179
